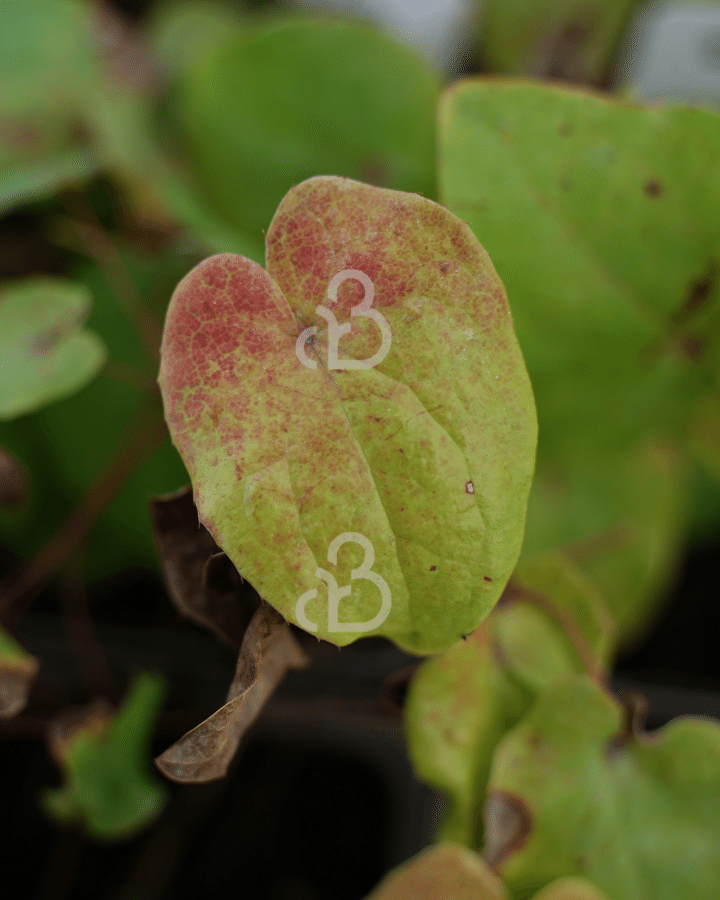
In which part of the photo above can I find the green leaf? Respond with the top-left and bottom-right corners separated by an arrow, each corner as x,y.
0,0 -> 99,213
0,146 -> 99,218
522,440 -> 688,645
0,251 -> 189,582
405,624 -> 533,846
405,552 -> 612,846
493,552 -> 616,692
689,388 -> 720,481
480,0 -> 641,84
145,0 -> 246,79
170,17 -> 440,245
439,79 -> 720,462
43,673 -> 168,841
484,674 -> 720,900
0,278 -> 106,420
159,176 -> 537,654
364,843 -> 510,900
0,626 -> 39,718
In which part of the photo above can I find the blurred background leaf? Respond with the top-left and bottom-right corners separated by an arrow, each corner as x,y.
168,16 -> 441,248
42,672 -> 168,840
439,78 -> 720,645
0,278 -> 106,420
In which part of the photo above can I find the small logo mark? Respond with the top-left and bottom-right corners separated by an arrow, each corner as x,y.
296,269 -> 391,370
295,532 -> 392,633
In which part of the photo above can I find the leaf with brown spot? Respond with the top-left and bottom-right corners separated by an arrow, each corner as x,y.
364,843 -> 510,900
485,674 -> 720,900
0,626 -> 39,718
150,485 -> 258,650
405,552 -> 613,848
480,0 -> 640,84
158,175 -> 537,654
0,277 -> 105,420
155,604 -> 308,783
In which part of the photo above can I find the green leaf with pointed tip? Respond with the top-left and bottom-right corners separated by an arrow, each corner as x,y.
170,17 -> 440,246
485,674 -> 720,900
42,673 -> 168,841
439,79 -> 720,463
364,843 -> 510,900
480,0 -> 641,84
405,552 -> 612,846
0,278 -> 106,420
522,440 -> 688,646
159,175 -> 537,654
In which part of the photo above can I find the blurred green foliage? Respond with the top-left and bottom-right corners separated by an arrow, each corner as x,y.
42,673 -> 168,840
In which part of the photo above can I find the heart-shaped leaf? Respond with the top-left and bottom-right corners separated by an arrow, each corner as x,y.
158,175 -> 537,654
0,278 -> 106,420
484,674 -> 720,900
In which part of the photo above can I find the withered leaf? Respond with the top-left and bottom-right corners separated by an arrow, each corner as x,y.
150,485 -> 258,650
155,604 -> 308,783
46,697 -> 114,765
0,631 -> 39,718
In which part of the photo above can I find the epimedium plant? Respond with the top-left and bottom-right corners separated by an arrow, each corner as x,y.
1,2 -> 720,898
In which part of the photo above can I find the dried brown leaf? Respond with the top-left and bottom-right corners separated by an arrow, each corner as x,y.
154,604 -> 308,783
46,697 -> 113,763
0,652 -> 39,718
150,486 -> 258,650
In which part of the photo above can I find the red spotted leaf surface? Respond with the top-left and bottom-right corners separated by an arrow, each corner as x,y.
158,176 -> 537,654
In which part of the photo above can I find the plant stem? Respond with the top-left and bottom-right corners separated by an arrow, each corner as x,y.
0,403 -> 168,628
504,579 -> 609,688
58,188 -> 163,363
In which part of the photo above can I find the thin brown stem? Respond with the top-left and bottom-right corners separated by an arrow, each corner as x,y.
100,358 -> 159,391
0,403 -> 169,627
563,522 -> 633,567
59,548 -> 122,703
58,189 -> 163,363
505,579 -> 608,688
